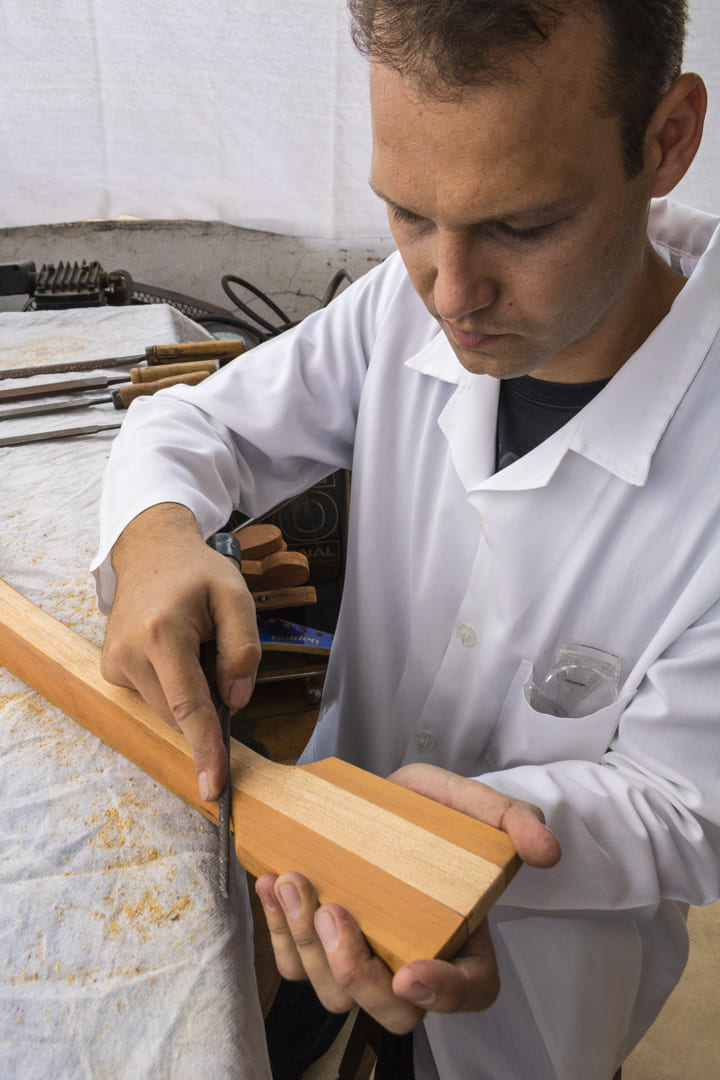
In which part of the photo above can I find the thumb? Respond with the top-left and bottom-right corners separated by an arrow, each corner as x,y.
389,763 -> 562,869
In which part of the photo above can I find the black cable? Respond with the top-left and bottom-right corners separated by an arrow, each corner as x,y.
320,268 -> 354,307
221,274 -> 293,336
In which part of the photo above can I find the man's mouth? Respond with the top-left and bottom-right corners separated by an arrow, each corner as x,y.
445,322 -> 507,350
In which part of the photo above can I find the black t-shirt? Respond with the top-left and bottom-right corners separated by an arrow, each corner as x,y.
496,374 -> 610,470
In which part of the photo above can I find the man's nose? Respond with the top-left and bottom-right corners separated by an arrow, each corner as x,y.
432,230 -> 498,321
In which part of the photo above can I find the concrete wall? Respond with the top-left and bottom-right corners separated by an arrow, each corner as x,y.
0,220 -> 396,322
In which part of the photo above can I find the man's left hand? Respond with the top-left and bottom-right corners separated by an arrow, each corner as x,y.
255,764 -> 562,1033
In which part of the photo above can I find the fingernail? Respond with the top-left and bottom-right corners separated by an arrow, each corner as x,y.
198,771 -> 211,802
256,883 -> 280,914
229,675 -> 254,710
401,981 -> 435,1007
277,883 -> 302,919
315,909 -> 339,951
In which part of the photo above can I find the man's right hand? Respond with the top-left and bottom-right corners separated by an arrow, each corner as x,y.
100,502 -> 262,802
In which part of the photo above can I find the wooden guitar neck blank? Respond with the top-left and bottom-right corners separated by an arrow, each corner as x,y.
0,578 -> 521,971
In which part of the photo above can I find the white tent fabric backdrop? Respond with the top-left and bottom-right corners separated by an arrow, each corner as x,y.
0,0 -> 718,237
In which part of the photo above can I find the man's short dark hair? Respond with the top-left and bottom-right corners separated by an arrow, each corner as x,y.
349,0 -> 689,177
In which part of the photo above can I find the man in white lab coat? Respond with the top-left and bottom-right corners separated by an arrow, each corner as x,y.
93,2 -> 719,1077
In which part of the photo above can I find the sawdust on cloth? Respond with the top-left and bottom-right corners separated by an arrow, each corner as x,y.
0,307 -> 270,1079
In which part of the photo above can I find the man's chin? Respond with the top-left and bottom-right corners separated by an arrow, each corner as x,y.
445,334 -> 543,380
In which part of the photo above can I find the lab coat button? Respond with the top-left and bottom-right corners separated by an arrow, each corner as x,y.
414,731 -> 437,752
456,623 -> 477,648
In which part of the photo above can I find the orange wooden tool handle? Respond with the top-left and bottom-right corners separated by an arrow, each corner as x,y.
0,578 -> 521,971
113,370 -> 211,407
146,339 -> 245,363
130,360 -> 218,384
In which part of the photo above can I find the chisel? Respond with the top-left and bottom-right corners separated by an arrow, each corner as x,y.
0,360 -> 217,404
0,369 -> 212,420
0,337 -> 245,380
205,531 -> 245,901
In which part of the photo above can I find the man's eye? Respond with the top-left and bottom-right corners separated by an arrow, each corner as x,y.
487,220 -> 556,243
391,206 -> 426,227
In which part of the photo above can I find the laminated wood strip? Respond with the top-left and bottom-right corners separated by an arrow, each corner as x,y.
0,577 -> 520,971
236,748 -> 509,915
303,758 -> 518,872
233,796 -> 473,967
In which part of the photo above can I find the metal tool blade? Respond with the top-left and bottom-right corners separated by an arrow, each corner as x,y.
0,374 -> 126,403
218,703 -> 232,901
204,532 -> 244,899
0,337 -> 244,381
0,421 -> 123,448
0,353 -> 144,380
0,395 -> 112,421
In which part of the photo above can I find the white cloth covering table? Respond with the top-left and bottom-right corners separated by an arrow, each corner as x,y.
0,306 -> 270,1079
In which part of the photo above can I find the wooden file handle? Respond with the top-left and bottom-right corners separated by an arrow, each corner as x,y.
130,359 -> 218,383
0,578 -> 521,971
113,369 -> 211,407
145,339 -> 245,364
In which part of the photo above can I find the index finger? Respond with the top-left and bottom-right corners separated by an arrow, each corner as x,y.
146,635 -> 227,802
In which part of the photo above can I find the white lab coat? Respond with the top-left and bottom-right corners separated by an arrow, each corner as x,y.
93,199 -> 720,1080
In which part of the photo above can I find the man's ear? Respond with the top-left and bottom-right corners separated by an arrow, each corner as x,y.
646,72 -> 707,197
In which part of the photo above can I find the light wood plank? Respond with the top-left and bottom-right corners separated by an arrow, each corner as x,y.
0,577 -> 520,971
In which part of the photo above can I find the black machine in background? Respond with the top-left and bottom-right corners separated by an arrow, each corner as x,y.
0,258 -> 354,348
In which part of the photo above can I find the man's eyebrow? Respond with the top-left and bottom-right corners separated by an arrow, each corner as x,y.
488,197 -> 582,226
368,179 -> 411,211
368,180 -> 431,222
368,179 -> 581,226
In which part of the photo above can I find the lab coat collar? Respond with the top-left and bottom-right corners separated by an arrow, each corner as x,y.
571,203 -> 720,486
404,327 -> 464,384
403,200 -> 720,493
405,331 -> 501,492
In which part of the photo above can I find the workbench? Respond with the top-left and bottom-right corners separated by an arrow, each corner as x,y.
0,307 -> 272,1079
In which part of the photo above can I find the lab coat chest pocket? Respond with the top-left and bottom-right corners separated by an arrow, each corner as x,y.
484,659 -> 632,770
